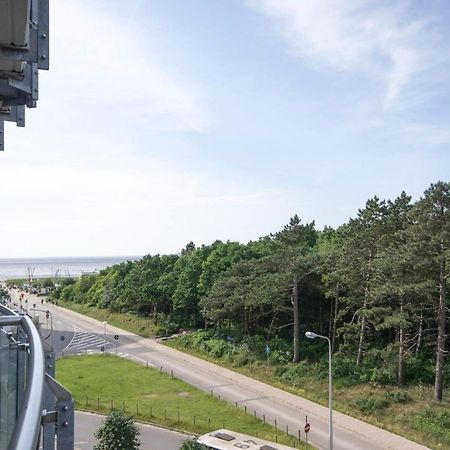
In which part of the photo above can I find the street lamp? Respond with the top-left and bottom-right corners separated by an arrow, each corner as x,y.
305,331 -> 333,450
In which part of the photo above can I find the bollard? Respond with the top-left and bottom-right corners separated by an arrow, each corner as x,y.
286,425 -> 289,435
160,366 -> 163,373
244,406 -> 247,414
235,401 -> 238,409
208,417 -> 211,428
275,419 -> 277,431
171,370 -> 173,379
263,414 -> 266,424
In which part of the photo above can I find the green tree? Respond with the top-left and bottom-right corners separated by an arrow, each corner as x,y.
94,410 -> 140,450
179,438 -> 206,449
407,182 -> 450,400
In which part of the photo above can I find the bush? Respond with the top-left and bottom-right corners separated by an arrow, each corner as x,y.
384,390 -> 410,403
270,349 -> 291,365
94,409 -> 140,450
355,398 -> 389,414
179,438 -> 207,449
406,357 -> 435,384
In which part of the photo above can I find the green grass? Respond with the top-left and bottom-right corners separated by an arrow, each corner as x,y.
58,302 -> 157,338
57,354 -> 306,448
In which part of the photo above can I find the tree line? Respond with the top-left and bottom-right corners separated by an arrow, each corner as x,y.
54,182 -> 450,401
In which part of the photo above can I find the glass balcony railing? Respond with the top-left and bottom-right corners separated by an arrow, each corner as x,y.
0,303 -> 74,450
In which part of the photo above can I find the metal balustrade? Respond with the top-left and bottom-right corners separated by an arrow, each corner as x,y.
0,303 -> 74,450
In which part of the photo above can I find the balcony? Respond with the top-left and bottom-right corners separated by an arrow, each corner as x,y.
0,301 -> 74,450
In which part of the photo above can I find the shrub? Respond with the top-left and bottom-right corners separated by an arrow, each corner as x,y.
179,438 -> 207,449
94,409 -> 140,450
355,398 -> 389,414
384,390 -> 410,403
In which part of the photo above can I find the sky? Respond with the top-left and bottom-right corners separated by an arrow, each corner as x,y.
1,0 -> 449,257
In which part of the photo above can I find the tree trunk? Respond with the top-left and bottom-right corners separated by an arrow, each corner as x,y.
398,298 -> 406,386
416,309 -> 423,356
331,283 -> 339,354
434,259 -> 447,401
357,251 -> 372,365
292,274 -> 300,363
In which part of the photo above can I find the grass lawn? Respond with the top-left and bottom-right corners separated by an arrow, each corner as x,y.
58,302 -> 157,338
57,354 -> 307,449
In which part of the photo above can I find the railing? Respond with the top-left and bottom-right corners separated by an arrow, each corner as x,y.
0,303 -> 74,450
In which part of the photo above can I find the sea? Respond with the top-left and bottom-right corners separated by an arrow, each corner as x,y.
0,256 -> 140,280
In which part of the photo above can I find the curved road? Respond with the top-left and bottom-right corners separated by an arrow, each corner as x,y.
9,290 -> 429,450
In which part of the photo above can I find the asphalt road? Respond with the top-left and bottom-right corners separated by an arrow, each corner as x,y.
8,289 -> 429,450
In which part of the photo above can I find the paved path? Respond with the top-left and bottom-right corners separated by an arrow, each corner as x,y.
9,290 -> 429,450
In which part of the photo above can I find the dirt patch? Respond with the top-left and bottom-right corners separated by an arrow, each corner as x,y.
178,392 -> 191,397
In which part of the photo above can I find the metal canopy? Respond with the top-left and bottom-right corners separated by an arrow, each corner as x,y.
0,0 -> 49,150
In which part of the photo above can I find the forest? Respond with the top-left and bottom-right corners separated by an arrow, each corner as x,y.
52,182 -> 449,401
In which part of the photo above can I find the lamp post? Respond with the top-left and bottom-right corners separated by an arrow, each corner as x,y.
305,331 -> 333,450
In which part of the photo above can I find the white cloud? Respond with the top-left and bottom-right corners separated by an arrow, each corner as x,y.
247,0 -> 444,107
45,0 -> 209,133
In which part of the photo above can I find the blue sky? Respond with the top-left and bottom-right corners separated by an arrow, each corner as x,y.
1,0 -> 449,257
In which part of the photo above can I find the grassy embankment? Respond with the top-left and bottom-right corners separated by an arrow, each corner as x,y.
55,304 -> 449,450
58,301 -> 157,338
167,335 -> 450,450
57,354 -> 306,448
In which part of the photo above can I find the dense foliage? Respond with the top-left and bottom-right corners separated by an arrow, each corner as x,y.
53,182 -> 450,400
94,409 -> 140,450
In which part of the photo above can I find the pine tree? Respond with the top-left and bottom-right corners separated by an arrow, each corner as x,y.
408,182 -> 450,400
